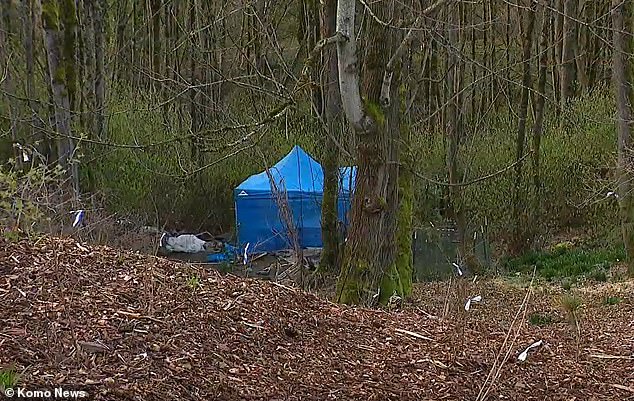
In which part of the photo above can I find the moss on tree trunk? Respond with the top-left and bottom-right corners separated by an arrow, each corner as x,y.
393,132 -> 414,300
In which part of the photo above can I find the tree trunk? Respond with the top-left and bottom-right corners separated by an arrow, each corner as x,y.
511,0 -> 536,253
560,0 -> 577,107
575,0 -> 590,93
553,0 -> 563,111
79,0 -> 96,136
188,0 -> 203,168
505,0 -> 512,101
611,0 -> 634,277
445,1 -> 467,263
318,0 -> 341,273
335,0 -> 403,305
531,1 -> 549,235
150,0 -> 162,92
42,0 -> 79,196
60,0 -> 77,114
394,90 -> 413,300
0,0 -> 20,166
94,0 -> 106,140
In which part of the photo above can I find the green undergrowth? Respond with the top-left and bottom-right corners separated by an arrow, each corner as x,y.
604,296 -> 622,306
84,87 -> 322,231
413,90 -> 619,248
528,312 -> 555,326
502,243 -> 625,281
0,367 -> 19,390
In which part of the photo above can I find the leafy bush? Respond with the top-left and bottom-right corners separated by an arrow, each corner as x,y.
413,90 -> 619,250
81,84 -> 620,255
0,160 -> 67,239
86,89 -> 321,231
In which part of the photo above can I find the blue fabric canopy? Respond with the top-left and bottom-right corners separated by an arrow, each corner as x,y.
234,146 -> 356,253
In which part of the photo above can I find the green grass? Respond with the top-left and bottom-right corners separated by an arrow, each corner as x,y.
187,275 -> 201,289
0,368 -> 18,389
561,277 -> 574,290
502,245 -> 624,280
560,293 -> 583,323
217,261 -> 233,274
604,296 -> 622,306
589,267 -> 608,282
528,312 -> 555,326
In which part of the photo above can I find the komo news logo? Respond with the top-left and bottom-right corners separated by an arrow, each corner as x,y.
3,386 -> 89,399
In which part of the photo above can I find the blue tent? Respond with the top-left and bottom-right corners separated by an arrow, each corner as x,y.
234,145 -> 356,253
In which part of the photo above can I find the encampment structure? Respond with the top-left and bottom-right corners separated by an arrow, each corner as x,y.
234,146 -> 355,253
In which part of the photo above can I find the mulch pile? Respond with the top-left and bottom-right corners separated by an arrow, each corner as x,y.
2,237 -> 633,400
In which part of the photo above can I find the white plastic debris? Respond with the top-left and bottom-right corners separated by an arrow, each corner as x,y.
607,191 -> 619,199
464,295 -> 482,311
159,232 -> 167,247
164,234 -> 206,253
452,262 -> 463,276
243,243 -> 250,265
372,288 -> 381,303
71,210 -> 85,228
518,340 -> 543,361
22,150 -> 29,162
388,290 -> 402,307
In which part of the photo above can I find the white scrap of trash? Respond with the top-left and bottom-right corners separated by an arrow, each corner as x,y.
518,340 -> 543,361
464,295 -> 482,311
606,191 -> 619,199
243,242 -> 250,265
452,262 -> 463,276
71,210 -> 85,228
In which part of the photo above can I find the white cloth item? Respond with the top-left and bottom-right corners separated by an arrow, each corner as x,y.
165,234 -> 207,253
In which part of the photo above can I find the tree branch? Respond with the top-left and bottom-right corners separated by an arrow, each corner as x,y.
408,150 -> 534,187
380,0 -> 454,106
336,0 -> 375,134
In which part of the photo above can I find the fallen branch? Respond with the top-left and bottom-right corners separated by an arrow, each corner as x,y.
590,353 -> 634,360
242,321 -> 265,330
611,384 -> 634,393
116,310 -> 164,324
394,328 -> 435,342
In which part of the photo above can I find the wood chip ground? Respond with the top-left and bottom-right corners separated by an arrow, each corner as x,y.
2,238 -> 633,400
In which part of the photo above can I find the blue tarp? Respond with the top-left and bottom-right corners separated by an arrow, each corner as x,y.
234,145 -> 356,253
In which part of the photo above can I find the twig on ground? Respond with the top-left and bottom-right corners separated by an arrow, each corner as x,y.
394,328 -> 435,342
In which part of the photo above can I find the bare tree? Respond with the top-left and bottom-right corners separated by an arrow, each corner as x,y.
0,0 -> 20,165
94,0 -> 106,140
317,0 -> 342,273
560,0 -> 577,107
530,1 -> 550,235
42,0 -> 79,195
445,1 -> 467,262
511,0 -> 536,252
612,0 -> 634,277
